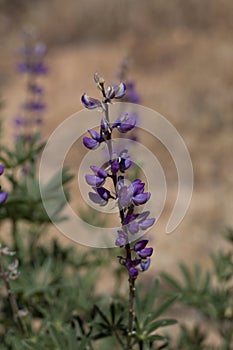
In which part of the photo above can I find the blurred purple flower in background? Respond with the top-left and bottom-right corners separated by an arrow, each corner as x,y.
13,30 -> 48,142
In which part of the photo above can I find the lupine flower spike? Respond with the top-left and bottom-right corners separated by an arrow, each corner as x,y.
82,73 -> 155,348
14,31 -> 47,142
82,73 -> 155,278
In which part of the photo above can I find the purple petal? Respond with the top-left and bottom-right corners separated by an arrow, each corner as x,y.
90,166 -> 107,178
137,247 -> 153,259
83,137 -> 99,150
112,113 -> 128,128
85,174 -> 105,187
137,211 -> 150,221
88,129 -> 102,142
105,86 -> 115,100
128,221 -> 139,234
115,236 -> 127,247
115,230 -> 128,247
140,258 -> 151,272
123,213 -> 137,225
96,187 -> 112,201
118,186 -> 133,208
81,94 -> 102,109
114,82 -> 126,99
122,156 -> 131,170
0,165 -> 4,175
134,240 -> 149,252
89,191 -> 107,206
0,191 -> 8,205
131,180 -> 144,195
139,218 -> 155,230
117,114 -> 136,133
111,159 -> 120,174
133,192 -> 150,206
129,267 -> 138,278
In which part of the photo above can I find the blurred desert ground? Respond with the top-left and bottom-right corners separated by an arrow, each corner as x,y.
0,0 -> 233,281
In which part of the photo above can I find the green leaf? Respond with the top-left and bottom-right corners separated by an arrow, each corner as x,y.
152,295 -> 178,319
93,305 -> 110,326
160,272 -> 182,291
147,318 -> 177,334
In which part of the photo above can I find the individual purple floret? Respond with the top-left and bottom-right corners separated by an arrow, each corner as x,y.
117,179 -> 151,208
83,129 -> 104,150
81,74 -> 126,110
85,166 -> 108,187
89,187 -> 111,206
0,165 -> 8,205
81,94 -> 102,110
112,113 -> 136,133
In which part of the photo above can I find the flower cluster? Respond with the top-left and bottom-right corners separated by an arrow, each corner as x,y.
118,239 -> 153,277
14,31 -> 47,141
0,165 -> 8,205
81,74 -> 154,279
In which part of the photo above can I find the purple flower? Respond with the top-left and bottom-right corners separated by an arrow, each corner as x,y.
81,93 -> 102,110
137,247 -> 153,259
85,166 -> 107,187
129,267 -> 138,278
119,149 -> 131,172
124,211 -> 155,235
115,230 -> 128,247
134,240 -> 149,252
111,159 -> 120,174
83,129 -> 104,150
140,258 -> 151,272
0,192 -> 8,205
118,179 -> 150,208
113,113 -> 136,133
0,165 -> 5,175
112,82 -> 126,99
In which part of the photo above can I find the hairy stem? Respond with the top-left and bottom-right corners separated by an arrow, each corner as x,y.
0,257 -> 25,333
126,243 -> 136,350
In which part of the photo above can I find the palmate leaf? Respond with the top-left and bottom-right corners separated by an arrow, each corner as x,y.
147,318 -> 177,334
134,280 -> 178,348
